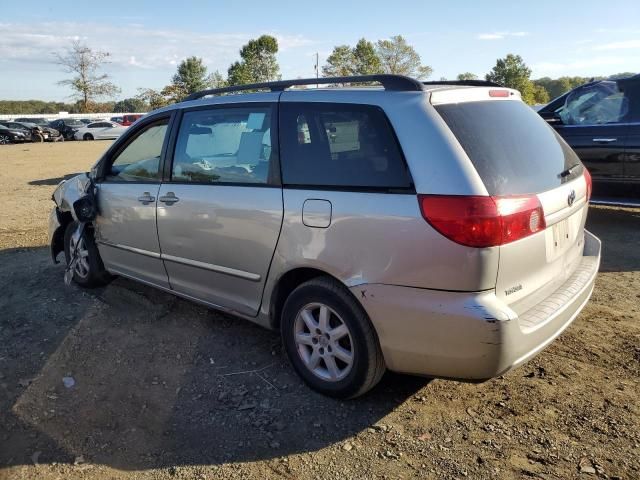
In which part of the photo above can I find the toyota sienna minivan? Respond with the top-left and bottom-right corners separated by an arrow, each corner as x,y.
49,74 -> 601,398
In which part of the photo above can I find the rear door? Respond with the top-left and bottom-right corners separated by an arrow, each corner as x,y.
621,80 -> 640,183
156,103 -> 283,316
434,97 -> 590,315
549,81 -> 630,180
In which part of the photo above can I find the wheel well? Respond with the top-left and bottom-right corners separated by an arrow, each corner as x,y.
52,209 -> 74,262
270,267 -> 339,330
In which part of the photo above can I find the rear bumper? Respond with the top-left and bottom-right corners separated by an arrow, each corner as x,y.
350,230 -> 601,380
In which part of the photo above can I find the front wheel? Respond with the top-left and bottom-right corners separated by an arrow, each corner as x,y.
63,222 -> 111,287
32,133 -> 44,142
281,277 -> 385,398
0,134 -> 10,145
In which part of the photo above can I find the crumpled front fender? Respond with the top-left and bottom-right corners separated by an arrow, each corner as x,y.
51,173 -> 90,220
49,173 -> 90,263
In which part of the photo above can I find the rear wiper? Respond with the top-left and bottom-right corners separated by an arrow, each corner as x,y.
559,163 -> 581,178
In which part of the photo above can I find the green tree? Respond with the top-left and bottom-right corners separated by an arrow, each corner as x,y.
207,70 -> 227,89
376,35 -> 432,79
227,35 -> 280,85
172,56 -> 209,97
54,40 -> 120,113
532,84 -> 550,105
486,54 -> 540,104
457,72 -> 478,81
353,38 -> 382,75
322,45 -> 355,77
136,88 -> 170,110
113,97 -> 148,113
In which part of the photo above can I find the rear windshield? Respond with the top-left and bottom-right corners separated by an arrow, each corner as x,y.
435,100 -> 582,195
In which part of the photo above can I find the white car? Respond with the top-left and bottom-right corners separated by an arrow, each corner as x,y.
74,121 -> 128,141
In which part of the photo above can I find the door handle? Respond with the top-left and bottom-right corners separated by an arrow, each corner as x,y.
137,192 -> 155,205
592,138 -> 617,143
159,192 -> 179,205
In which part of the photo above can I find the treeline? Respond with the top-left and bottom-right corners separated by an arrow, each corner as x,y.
0,98 -> 150,115
3,34 -> 637,114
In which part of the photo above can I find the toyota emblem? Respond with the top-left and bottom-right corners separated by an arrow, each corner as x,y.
567,189 -> 576,206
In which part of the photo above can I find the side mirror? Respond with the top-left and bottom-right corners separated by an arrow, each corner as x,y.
73,196 -> 97,222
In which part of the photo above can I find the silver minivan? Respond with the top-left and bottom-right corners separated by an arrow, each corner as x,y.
49,75 -> 601,398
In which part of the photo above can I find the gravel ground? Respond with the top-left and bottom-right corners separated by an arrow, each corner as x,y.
0,142 -> 639,480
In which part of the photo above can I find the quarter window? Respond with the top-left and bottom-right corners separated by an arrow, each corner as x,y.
172,106 -> 274,184
106,120 -> 168,181
280,103 -> 411,189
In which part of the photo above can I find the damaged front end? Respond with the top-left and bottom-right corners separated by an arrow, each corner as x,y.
49,173 -> 95,263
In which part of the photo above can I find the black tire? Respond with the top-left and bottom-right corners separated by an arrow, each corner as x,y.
63,221 -> 111,287
32,133 -> 44,143
0,134 -> 10,145
83,133 -> 94,141
281,276 -> 385,398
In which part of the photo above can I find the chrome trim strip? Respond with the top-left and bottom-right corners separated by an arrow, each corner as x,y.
98,241 -> 262,281
161,253 -> 261,282
97,241 -> 161,259
590,198 -> 640,208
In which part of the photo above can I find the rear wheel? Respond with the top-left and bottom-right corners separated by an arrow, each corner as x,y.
63,221 -> 111,287
83,133 -> 94,141
281,277 -> 385,398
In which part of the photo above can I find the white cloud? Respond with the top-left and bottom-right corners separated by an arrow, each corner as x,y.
477,31 -> 529,40
0,22 -> 315,72
594,39 -> 640,51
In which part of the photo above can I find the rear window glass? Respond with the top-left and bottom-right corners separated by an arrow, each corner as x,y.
435,100 -> 582,195
280,103 -> 412,190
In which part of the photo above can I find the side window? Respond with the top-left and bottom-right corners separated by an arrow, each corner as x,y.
280,103 -> 412,189
171,106 -> 274,184
106,120 -> 168,182
556,82 -> 629,126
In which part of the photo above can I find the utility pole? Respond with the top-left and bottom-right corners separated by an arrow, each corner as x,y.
314,52 -> 319,88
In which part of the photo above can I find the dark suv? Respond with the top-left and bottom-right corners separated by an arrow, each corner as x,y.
538,74 -> 640,197
49,118 -> 86,140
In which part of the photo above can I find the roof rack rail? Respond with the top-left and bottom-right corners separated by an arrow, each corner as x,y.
422,80 -> 503,87
183,74 -> 424,101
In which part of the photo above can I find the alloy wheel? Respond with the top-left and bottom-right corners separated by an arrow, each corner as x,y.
294,302 -> 354,382
69,234 -> 90,279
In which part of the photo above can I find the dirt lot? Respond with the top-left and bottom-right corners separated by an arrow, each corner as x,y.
0,142 -> 638,480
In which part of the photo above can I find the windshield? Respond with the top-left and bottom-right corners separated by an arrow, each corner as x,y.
65,120 -> 85,127
435,100 -> 583,195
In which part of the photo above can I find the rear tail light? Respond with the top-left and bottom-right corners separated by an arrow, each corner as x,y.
583,168 -> 592,201
418,194 -> 546,248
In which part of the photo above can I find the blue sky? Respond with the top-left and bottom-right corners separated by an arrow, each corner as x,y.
1,0 -> 639,101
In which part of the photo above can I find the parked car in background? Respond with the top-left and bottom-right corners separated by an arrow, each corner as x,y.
49,75 -> 601,398
49,118 -> 86,140
13,117 -> 49,124
74,121 -> 128,141
0,121 -> 33,141
110,116 -> 124,125
13,118 -> 63,142
120,114 -> 143,126
19,122 -> 63,142
0,124 -> 28,144
538,74 -> 640,196
78,118 -> 94,124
